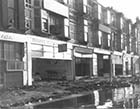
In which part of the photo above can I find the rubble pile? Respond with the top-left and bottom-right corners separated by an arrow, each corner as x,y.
0,76 -> 140,108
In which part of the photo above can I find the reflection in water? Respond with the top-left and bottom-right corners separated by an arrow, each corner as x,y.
27,84 -> 140,109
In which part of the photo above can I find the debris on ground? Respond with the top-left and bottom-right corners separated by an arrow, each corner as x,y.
0,76 -> 140,108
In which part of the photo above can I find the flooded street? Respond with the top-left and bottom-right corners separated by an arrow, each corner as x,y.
29,84 -> 140,109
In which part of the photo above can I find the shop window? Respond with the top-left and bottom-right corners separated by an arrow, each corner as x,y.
4,42 -> 23,61
0,41 -> 24,71
7,61 -> 24,71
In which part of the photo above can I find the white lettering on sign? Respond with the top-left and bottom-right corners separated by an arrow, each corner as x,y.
0,32 -> 27,43
0,34 -> 13,40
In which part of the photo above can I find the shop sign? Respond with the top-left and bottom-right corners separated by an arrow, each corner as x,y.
58,44 -> 67,52
0,31 -> 27,42
0,34 -> 13,40
75,47 -> 93,54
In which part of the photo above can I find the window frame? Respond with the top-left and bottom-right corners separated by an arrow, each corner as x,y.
98,31 -> 102,45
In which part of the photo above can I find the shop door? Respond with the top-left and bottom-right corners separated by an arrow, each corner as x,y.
75,58 -> 90,76
125,62 -> 128,75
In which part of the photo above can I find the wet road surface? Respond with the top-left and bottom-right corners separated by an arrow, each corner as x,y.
27,84 -> 140,109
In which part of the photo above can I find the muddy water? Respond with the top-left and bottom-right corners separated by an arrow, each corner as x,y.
31,84 -> 140,109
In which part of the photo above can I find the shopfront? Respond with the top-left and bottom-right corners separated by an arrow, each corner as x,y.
73,46 -> 93,78
29,35 -> 73,81
112,51 -> 123,76
123,53 -> 132,76
94,48 -> 111,77
0,31 -> 28,88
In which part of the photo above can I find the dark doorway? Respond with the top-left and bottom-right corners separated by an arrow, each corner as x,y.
115,64 -> 123,75
75,58 -> 90,76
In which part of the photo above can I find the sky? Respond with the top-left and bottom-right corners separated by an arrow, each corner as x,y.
98,0 -> 140,23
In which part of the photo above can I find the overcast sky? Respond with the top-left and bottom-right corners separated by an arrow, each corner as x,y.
98,0 -> 140,23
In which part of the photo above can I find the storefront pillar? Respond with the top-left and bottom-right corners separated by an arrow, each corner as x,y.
92,54 -> 98,76
26,40 -> 32,86
23,42 -> 28,86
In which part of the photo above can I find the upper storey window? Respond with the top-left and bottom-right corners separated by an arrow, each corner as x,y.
25,0 -> 32,8
7,0 -> 15,26
25,0 -> 32,29
129,24 -> 132,34
120,17 -> 124,29
69,0 -> 76,9
107,10 -> 110,24
98,5 -> 102,20
83,0 -> 87,13
8,0 -> 14,8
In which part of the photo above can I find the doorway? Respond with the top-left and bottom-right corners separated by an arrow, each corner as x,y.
75,57 -> 90,76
